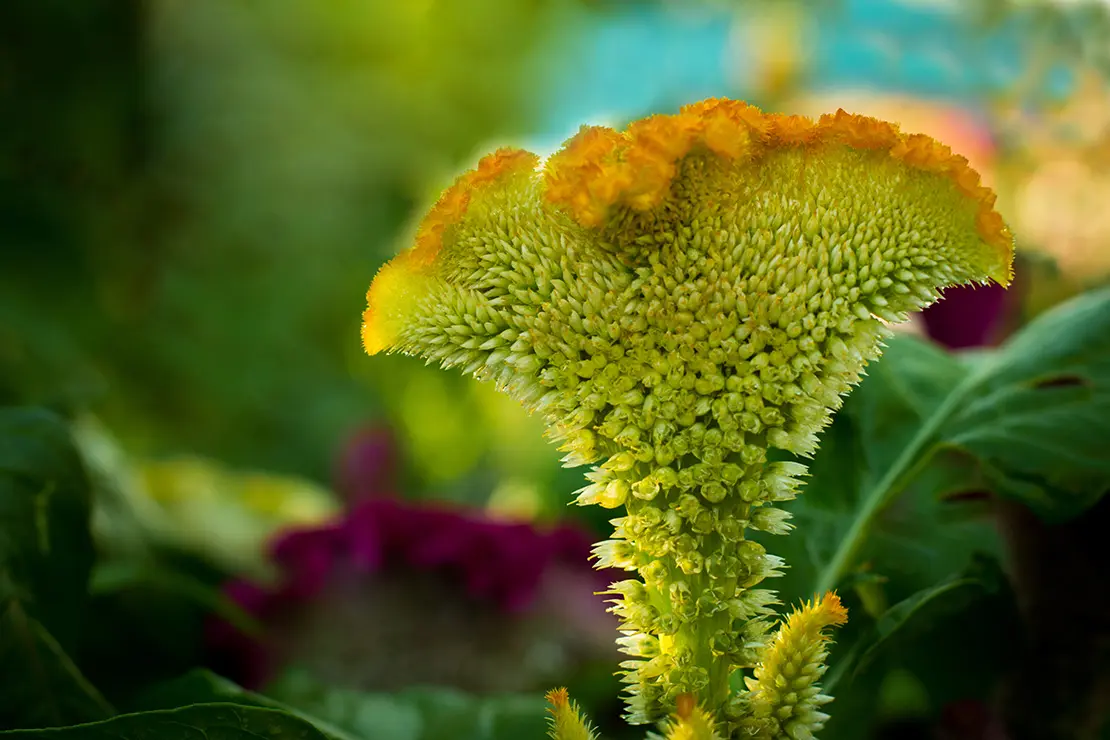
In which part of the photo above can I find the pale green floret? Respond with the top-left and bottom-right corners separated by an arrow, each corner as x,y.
385,144 -> 1005,724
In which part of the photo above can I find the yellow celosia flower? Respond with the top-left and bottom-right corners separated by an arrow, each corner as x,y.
737,592 -> 848,740
361,97 -> 1013,726
545,687 -> 598,740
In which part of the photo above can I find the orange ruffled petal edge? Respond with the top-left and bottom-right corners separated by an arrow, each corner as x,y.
362,99 -> 1014,354
544,99 -> 1013,279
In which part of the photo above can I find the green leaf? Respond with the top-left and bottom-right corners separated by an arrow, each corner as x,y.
942,286 -> 1110,522
0,604 -> 113,730
764,338 -> 997,607
753,339 -> 1010,739
0,407 -> 95,643
89,559 -> 262,636
138,669 -> 550,740
815,556 -> 1020,740
767,290 -> 1110,737
851,334 -> 970,473
132,670 -> 359,740
810,286 -> 1110,596
266,668 -> 549,740
829,554 -> 1012,690
0,703 -> 333,739
0,407 -> 109,729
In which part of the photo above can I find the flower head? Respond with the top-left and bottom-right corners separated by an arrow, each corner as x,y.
360,97 -> 1014,724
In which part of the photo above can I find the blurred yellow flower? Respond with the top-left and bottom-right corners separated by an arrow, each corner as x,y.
138,458 -> 339,577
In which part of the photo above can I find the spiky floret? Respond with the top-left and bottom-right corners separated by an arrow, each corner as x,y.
361,98 -> 1014,727
545,687 -> 599,740
662,694 -> 726,740
733,593 -> 848,740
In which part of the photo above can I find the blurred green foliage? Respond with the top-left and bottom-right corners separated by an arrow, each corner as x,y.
0,0 -> 612,520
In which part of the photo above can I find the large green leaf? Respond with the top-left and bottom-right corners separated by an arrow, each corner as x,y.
0,605 -> 113,731
763,337 -> 997,610
942,286 -> 1110,523
0,407 -> 96,642
0,704 -> 332,739
809,286 -> 1110,596
133,670 -> 358,740
0,407 -> 109,729
827,554 -> 1014,691
137,669 -> 550,740
266,669 -> 549,740
803,552 -> 1019,740
762,289 -> 1110,738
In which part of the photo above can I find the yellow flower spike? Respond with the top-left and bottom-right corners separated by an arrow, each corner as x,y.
737,592 -> 848,740
360,97 -> 1014,726
664,694 -> 725,740
545,687 -> 599,740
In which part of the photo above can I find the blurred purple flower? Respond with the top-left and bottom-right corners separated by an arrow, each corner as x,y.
333,425 -> 397,504
206,434 -> 616,690
921,282 -> 1010,349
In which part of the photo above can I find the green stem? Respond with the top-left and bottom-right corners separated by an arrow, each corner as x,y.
812,359 -> 995,596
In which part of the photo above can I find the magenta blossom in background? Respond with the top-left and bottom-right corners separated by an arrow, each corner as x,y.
921,282 -> 1012,349
206,426 -> 618,690
334,425 -> 398,504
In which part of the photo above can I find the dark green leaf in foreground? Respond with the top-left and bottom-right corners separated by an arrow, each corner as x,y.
137,669 -> 549,740
0,703 -> 331,740
0,605 -> 113,730
0,407 -> 96,642
133,670 -> 358,740
0,407 -> 109,729
266,668 -> 549,740
816,555 -> 1019,740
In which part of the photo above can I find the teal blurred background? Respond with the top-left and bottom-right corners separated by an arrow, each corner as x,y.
2,0 -> 1109,532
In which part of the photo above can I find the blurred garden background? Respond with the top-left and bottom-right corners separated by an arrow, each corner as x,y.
2,1 -> 1110,739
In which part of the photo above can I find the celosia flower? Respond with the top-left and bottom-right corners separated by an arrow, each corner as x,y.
360,98 -> 1013,727
208,435 -> 618,692
735,592 -> 848,740
546,687 -> 600,740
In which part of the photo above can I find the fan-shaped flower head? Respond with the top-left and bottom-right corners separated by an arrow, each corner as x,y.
361,98 -> 1013,726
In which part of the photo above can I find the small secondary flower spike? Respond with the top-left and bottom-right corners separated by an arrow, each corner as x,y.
361,98 -> 1014,733
735,592 -> 848,739
546,687 -> 599,740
